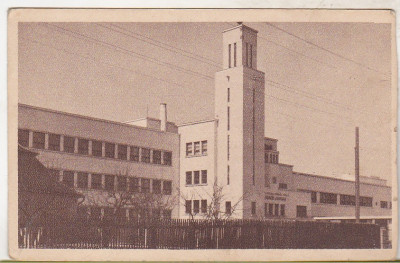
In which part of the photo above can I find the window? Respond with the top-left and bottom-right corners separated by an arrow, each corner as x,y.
141,148 -> 150,163
233,42 -> 237,67
265,144 -> 273,151
227,88 -> 230,102
274,204 -> 279,216
201,200 -> 207,213
296,206 -> 307,218
105,143 -> 115,158
185,200 -> 192,214
272,177 -> 277,184
90,207 -> 102,221
118,144 -> 128,160
278,183 -> 287,190
117,176 -> 127,192
141,178 -> 150,193
163,151 -> 172,165
249,44 -> 253,68
228,44 -> 231,68
193,200 -> 200,214
381,201 -> 388,209
245,43 -> 248,66
63,171 -> 75,187
227,165 -> 230,185
194,171 -> 200,184
129,177 -> 139,193
311,191 -> 317,203
77,139 -> 89,155
201,170 -> 207,184
360,196 -> 373,207
130,146 -> 139,162
265,153 -> 269,163
48,133 -> 60,151
152,179 -> 161,194
201,141 -> 207,155
194,142 -> 200,155
92,140 -> 102,157
280,204 -> 285,217
77,172 -> 88,189
32,131 -> 45,149
152,150 -> 161,164
18,129 -> 29,147
226,201 -> 232,215
264,203 -> 268,217
227,135 -> 230,160
320,192 -> 337,204
268,203 -> 273,216
91,174 -> 102,190
186,171 -> 192,185
186,143 -> 193,156
227,106 -> 230,131
104,174 -> 115,191
163,181 -> 172,195
63,136 -> 75,153
340,194 -> 355,206
251,202 -> 256,215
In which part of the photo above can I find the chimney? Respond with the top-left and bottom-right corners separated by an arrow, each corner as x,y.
160,103 -> 167,132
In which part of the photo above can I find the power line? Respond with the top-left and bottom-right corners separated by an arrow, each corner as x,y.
265,22 -> 390,77
98,23 -> 222,68
42,23 -> 215,81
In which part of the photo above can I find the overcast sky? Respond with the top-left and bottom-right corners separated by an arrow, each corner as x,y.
18,22 -> 393,184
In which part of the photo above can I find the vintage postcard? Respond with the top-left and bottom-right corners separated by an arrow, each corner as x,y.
8,8 -> 397,261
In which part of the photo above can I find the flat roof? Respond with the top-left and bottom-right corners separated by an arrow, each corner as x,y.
222,24 -> 258,34
177,119 -> 217,127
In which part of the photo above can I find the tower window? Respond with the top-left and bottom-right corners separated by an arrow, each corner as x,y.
245,42 -> 248,67
249,44 -> 253,68
227,88 -> 230,102
233,42 -> 237,67
227,106 -> 230,131
227,135 -> 230,160
228,44 -> 231,68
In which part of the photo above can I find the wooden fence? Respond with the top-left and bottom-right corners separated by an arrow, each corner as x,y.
19,219 -> 381,249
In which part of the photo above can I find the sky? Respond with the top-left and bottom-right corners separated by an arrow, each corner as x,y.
18,22 -> 393,184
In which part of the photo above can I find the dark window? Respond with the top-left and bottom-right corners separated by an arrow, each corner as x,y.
63,171 -> 75,187
193,200 -> 200,214
105,143 -> 115,158
194,142 -> 200,155
265,144 -> 273,151
186,171 -> 192,185
104,174 -> 115,191
152,150 -> 161,164
92,140 -> 102,157
228,44 -> 231,68
201,170 -> 207,184
233,42 -> 237,67
117,176 -> 127,192
251,202 -> 256,215
268,203 -> 273,216
91,174 -> 102,190
130,146 -> 139,162
185,200 -> 192,214
381,201 -> 388,209
280,204 -> 285,217
360,196 -> 373,207
227,106 -> 230,131
201,141 -> 207,155
245,42 -> 248,66
340,194 -> 355,206
311,191 -> 317,203
227,165 -> 230,185
141,178 -> 150,193
163,209 -> 172,219
249,44 -> 253,68
63,136 -> 75,153
201,200 -> 207,213
48,133 -> 60,151
77,172 -> 88,189
141,148 -> 150,163
278,183 -> 287,190
226,201 -> 232,215
265,153 -> 269,163
194,171 -> 200,184
18,129 -> 29,147
163,151 -> 172,165
32,131 -> 45,149
274,204 -> 279,216
129,177 -> 140,193
227,135 -> 230,160
163,181 -> 172,195
152,179 -> 161,194
90,207 -> 101,221
296,205 -> 307,218
227,88 -> 230,102
272,177 -> 277,184
186,143 -> 193,156
78,138 -> 89,155
118,144 -> 127,160
320,192 -> 337,204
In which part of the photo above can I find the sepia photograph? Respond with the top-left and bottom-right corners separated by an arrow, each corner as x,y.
8,8 -> 397,261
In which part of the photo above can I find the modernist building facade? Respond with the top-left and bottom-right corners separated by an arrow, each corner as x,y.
18,23 -> 392,224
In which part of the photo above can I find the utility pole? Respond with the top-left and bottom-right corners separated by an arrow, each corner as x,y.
355,127 -> 360,223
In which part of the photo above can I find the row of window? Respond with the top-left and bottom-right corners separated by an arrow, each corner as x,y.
310,192 -> 374,207
19,129 -> 172,166
77,206 -> 172,221
185,170 -> 208,185
265,153 -> 278,164
51,169 -> 172,195
264,203 -> 285,217
185,200 -> 208,214
185,141 -> 207,157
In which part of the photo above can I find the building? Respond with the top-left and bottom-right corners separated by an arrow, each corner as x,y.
18,23 -> 392,225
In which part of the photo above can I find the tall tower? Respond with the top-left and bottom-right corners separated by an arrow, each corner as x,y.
215,23 -> 265,218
